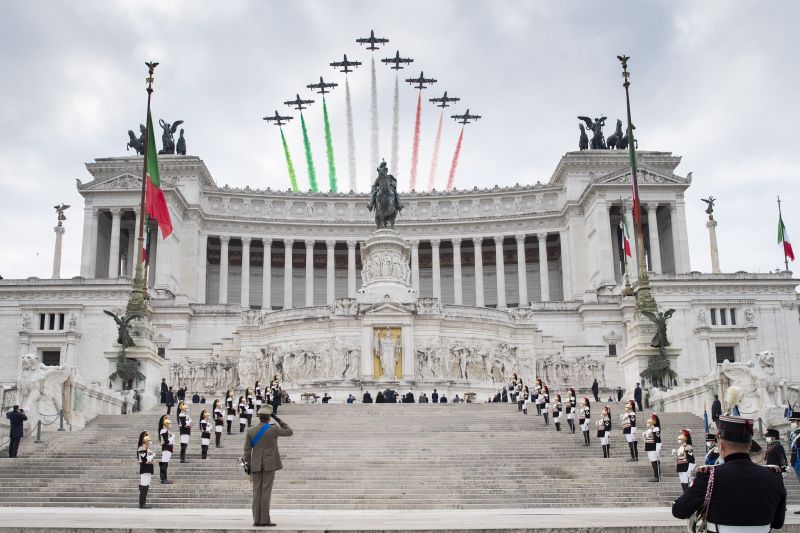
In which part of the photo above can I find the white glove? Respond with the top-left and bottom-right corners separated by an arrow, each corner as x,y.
671,448 -> 677,456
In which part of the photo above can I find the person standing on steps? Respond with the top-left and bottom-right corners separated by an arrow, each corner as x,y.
764,428 -> 787,473
244,405 -> 294,527
633,382 -> 643,412
711,394 -> 722,427
160,378 -> 168,404
225,390 -> 235,434
672,416 -> 787,531
541,385 -> 551,425
213,399 -> 224,448
238,395 -> 248,433
254,381 -> 263,412
644,417 -> 660,482
6,405 -> 26,458
616,386 -> 623,403
673,429 -> 695,492
157,414 -> 174,484
533,378 -> 543,416
591,378 -> 599,403
565,388 -> 577,433
597,405 -> 611,458
270,383 -> 282,416
622,400 -> 639,462
579,397 -> 591,446
177,401 -> 192,463
362,390 -> 373,403
704,433 -> 720,465
137,430 -> 155,509
199,409 -> 211,459
552,393 -> 562,431
246,387 -> 255,427
165,387 -> 174,415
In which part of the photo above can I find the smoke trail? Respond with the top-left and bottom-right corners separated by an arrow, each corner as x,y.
446,126 -> 465,191
390,73 -> 399,177
300,112 -> 317,192
345,78 -> 356,192
322,98 -> 337,192
409,92 -> 422,191
427,110 -> 444,191
370,56 -> 379,174
279,127 -> 298,192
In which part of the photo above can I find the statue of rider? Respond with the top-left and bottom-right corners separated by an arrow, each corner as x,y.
368,160 -> 403,214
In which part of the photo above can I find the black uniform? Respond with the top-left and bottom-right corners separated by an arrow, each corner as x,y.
213,406 -> 224,447
672,454 -> 786,530
178,410 -> 192,463
579,404 -> 591,446
765,441 -> 788,472
225,396 -> 235,434
200,418 -> 211,459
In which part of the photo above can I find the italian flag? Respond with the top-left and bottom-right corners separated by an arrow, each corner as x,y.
145,110 -> 173,238
778,214 -> 795,261
620,212 -> 632,258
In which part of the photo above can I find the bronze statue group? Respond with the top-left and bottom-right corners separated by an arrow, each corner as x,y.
135,376 -> 283,509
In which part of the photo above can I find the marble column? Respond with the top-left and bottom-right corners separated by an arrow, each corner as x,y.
670,203 -> 689,273
80,207 -> 93,277
410,240 -> 420,292
52,225 -> 65,279
538,233 -> 550,302
707,218 -> 721,273
219,236 -> 230,305
347,240 -> 356,298
452,238 -> 463,305
262,239 -> 272,310
89,208 -> 99,278
646,203 -> 662,274
624,202 -> 638,281
326,240 -> 336,305
284,239 -> 294,309
559,229 -> 572,300
197,233 -> 208,304
515,234 -> 528,307
494,236 -> 506,309
108,208 -> 122,278
674,198 -> 691,273
431,239 -> 441,301
305,240 -> 315,307
241,237 -> 251,308
473,238 -> 484,307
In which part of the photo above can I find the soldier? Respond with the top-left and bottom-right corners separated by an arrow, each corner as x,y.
566,388 -> 577,433
541,385 -> 551,425
246,387 -> 256,427
199,409 -> 211,459
157,414 -> 174,484
622,400 -> 638,462
225,389 -> 235,434
597,405 -> 611,458
244,405 -> 294,527
673,415 -> 786,530
704,433 -> 720,466
212,399 -> 224,448
177,401 -> 192,464
579,397 -> 591,446
533,378 -> 543,416
254,381 -> 263,411
644,417 -> 660,482
552,393 -> 562,431
137,430 -> 156,509
764,428 -> 787,473
238,395 -> 248,433
673,429 -> 695,491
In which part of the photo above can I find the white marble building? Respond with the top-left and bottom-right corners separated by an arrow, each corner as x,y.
1,150 -> 798,402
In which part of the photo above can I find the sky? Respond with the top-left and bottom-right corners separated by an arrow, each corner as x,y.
1,1 -> 799,280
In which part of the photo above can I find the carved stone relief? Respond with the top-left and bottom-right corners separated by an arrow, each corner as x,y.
414,338 -> 530,384
535,354 -> 606,390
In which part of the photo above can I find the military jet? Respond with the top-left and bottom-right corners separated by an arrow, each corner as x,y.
451,109 -> 482,125
429,91 -> 460,108
283,94 -> 315,111
356,29 -> 389,50
381,50 -> 413,70
405,71 -> 437,90
330,54 -> 362,74
262,110 -> 293,127
306,76 -> 339,95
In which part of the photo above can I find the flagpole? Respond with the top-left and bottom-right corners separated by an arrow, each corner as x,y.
618,55 -> 657,313
778,195 -> 789,272
127,61 -> 158,317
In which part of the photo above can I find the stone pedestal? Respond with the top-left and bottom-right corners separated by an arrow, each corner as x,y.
52,225 -> 65,279
619,316 -> 681,391
357,229 -> 417,305
706,218 -> 720,273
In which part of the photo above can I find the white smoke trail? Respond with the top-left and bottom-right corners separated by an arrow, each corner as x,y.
390,73 -> 399,178
427,110 -> 444,191
370,56 -> 379,174
345,78 -> 357,192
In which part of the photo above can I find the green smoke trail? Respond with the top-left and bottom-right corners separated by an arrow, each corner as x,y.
279,127 -> 298,192
300,112 -> 317,192
323,98 -> 337,192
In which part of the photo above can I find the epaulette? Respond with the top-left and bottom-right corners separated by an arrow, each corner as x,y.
694,465 -> 714,474
766,465 -> 782,473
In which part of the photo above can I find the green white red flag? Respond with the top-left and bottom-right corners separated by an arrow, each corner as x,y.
620,212 -> 632,258
778,215 -> 795,262
145,110 -> 173,238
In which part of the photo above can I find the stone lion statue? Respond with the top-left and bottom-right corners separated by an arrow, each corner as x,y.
722,350 -> 786,421
18,353 -> 71,430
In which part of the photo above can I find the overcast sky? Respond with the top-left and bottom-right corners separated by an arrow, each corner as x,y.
1,1 -> 798,280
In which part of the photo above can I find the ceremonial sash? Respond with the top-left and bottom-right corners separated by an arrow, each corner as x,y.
250,423 -> 271,447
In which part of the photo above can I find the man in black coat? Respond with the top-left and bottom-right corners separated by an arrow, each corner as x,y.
165,387 -> 175,414
711,394 -> 722,425
591,379 -> 599,402
633,383 -> 643,412
270,388 -> 282,415
431,389 -> 439,404
6,405 -> 27,458
362,391 -> 373,403
160,378 -> 168,404
672,416 -> 786,530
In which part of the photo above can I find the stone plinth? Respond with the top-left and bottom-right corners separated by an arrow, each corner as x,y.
707,218 -> 720,273
619,316 -> 681,391
104,316 -> 166,411
357,229 -> 416,305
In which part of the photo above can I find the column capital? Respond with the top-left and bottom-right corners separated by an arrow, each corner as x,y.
515,234 -> 526,244
472,237 -> 483,247
451,237 -> 462,247
284,238 -> 294,248
109,208 -> 123,217
669,202 -> 677,212
326,239 -> 337,249
92,208 -> 102,217
346,240 -> 357,249
645,202 -> 660,211
430,239 -> 441,248
493,235 -> 505,245
409,239 -> 419,248
304,239 -> 315,248
536,232 -> 548,242
220,235 -> 231,244
241,237 -> 252,246
262,238 -> 272,247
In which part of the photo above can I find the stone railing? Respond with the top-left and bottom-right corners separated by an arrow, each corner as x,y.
649,370 -> 726,419
66,380 -> 125,431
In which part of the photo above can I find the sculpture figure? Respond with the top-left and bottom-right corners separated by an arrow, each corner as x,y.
103,309 -> 136,351
578,124 -> 589,150
158,119 -> 184,155
367,160 -> 402,229
722,351 -> 787,418
639,308 -> 678,388
701,196 -> 716,217
176,129 -> 186,155
577,116 -> 607,149
126,124 -> 146,155
642,308 -> 675,348
53,204 -> 70,224
378,328 -> 398,379
18,353 -> 71,429
606,119 -> 624,149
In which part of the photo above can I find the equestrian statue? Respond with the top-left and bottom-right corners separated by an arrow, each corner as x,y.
367,160 -> 403,229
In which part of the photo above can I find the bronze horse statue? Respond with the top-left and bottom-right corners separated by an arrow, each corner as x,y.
370,168 -> 397,229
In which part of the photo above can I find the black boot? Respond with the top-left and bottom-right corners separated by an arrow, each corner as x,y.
602,444 -> 608,458
681,483 -> 688,492
543,413 -> 549,425
215,433 -> 222,448
201,445 -> 208,459
555,421 -> 561,431
633,442 -> 639,462
227,420 -> 232,435
239,423 -> 246,433
583,431 -> 590,446
536,404 -> 541,416
180,443 -> 187,463
162,462 -> 173,484
627,441 -> 636,462
649,461 -> 660,482
139,485 -> 151,509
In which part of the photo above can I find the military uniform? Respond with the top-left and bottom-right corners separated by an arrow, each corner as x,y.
158,416 -> 174,484
597,407 -> 611,458
673,416 -> 786,531
244,406 -> 293,527
213,402 -> 224,448
579,399 -> 591,446
552,396 -> 562,431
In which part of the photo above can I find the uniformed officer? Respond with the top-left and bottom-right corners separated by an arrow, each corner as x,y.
199,409 -> 211,459
157,414 -> 174,484
137,430 -> 156,509
673,429 -> 695,491
597,405 -> 611,458
244,405 -> 293,527
177,401 -> 192,463
644,417 -> 660,481
552,393 -> 563,431
764,428 -> 787,473
704,433 -> 720,466
212,399 -> 224,448
672,415 -> 786,531
579,397 -> 591,446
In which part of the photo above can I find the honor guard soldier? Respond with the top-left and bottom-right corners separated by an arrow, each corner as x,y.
238,395 -> 248,433
199,409 -> 211,459
673,429 -> 695,491
565,388 -> 577,433
157,414 -> 174,484
552,393 -> 563,431
579,397 -> 591,446
137,431 -> 156,509
509,373 -> 518,402
673,415 -> 787,532
246,387 -> 255,427
541,386 -> 551,425
705,433 -> 720,465
644,417 -> 660,481
622,400 -> 639,462
244,405 -> 294,527
516,381 -> 524,411
212,399 -> 224,448
597,405 -> 611,458
255,381 -> 263,411
764,428 -> 787,473
533,378 -> 543,416
225,389 -> 235,434
177,401 -> 192,463
651,413 -> 663,453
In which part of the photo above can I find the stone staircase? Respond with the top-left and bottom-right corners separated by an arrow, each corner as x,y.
0,401 -> 796,509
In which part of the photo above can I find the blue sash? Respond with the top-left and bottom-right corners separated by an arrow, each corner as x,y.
250,423 -> 271,447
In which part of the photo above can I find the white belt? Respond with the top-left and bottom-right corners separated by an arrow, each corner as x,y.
707,525 -> 770,533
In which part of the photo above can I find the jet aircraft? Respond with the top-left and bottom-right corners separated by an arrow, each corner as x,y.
263,110 -> 293,127
429,91 -> 460,108
405,71 -> 437,90
451,109 -> 482,125
381,50 -> 413,70
306,76 -> 338,95
330,54 -> 362,74
283,94 -> 314,111
356,30 -> 389,50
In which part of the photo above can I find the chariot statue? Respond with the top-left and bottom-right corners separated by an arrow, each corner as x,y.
367,160 -> 403,229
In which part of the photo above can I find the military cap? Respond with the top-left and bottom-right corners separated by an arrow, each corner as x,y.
256,405 -> 273,416
765,428 -> 780,439
788,411 -> 800,421
717,415 -> 753,443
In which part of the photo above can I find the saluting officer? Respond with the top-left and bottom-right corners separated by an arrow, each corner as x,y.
137,431 -> 156,509
673,415 -> 786,532
644,417 -> 660,482
565,388 -> 577,433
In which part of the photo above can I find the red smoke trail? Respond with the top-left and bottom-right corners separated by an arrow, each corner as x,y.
426,110 -> 444,191
446,126 -> 465,192
409,92 -> 422,191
